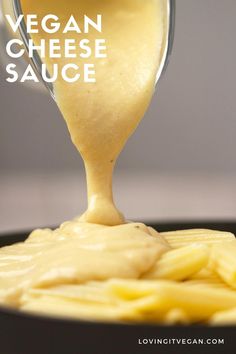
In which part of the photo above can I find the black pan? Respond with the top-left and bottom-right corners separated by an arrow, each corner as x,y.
0,221 -> 235,354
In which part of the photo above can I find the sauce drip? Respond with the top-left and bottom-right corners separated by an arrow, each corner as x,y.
0,0 -> 169,320
21,0 -> 167,225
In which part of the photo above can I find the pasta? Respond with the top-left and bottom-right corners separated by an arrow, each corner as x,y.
161,229 -> 235,248
2,227 -> 236,325
21,277 -> 236,323
209,241 -> 236,288
210,307 -> 236,325
143,243 -> 209,280
107,279 -> 236,321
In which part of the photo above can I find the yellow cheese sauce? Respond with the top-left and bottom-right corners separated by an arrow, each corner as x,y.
21,0 -> 167,226
2,0 -> 236,325
0,0 -> 171,320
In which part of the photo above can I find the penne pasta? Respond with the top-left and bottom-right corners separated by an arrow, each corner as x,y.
188,268 -> 216,280
184,279 -> 229,290
106,279 -> 236,322
210,241 -> 236,288
163,308 -> 189,325
210,307 -> 236,325
22,283 -> 111,305
143,243 -> 209,281
21,295 -> 135,322
161,229 -> 235,248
